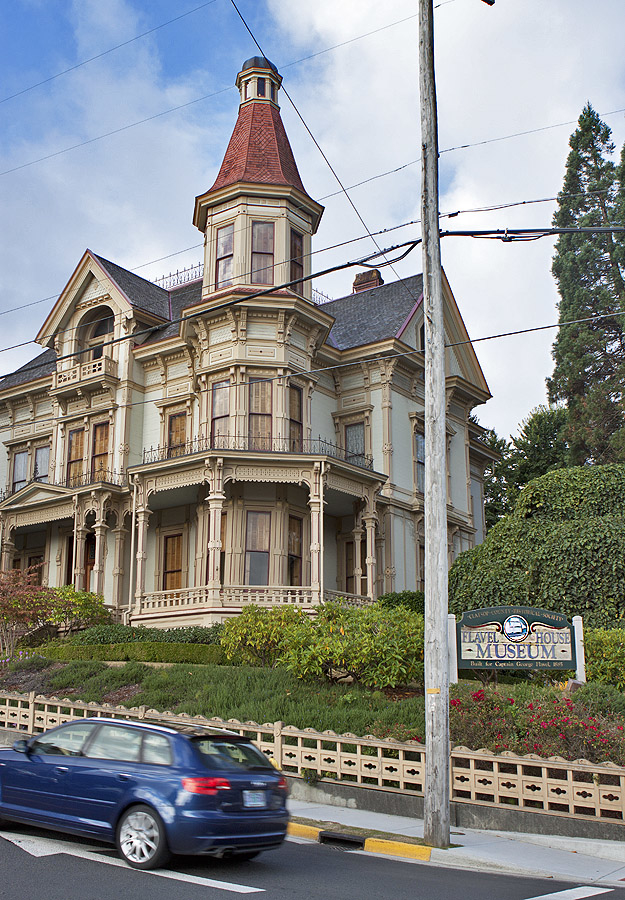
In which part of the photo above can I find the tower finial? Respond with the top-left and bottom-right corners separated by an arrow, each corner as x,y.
236,56 -> 282,107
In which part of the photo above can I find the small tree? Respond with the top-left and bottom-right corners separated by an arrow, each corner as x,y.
0,567 -> 55,665
48,586 -> 111,634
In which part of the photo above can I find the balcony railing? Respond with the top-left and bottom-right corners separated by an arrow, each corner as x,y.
52,356 -> 118,391
0,469 -> 127,502
142,434 -> 374,470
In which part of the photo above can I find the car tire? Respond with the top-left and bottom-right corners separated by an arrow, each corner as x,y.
116,804 -> 170,870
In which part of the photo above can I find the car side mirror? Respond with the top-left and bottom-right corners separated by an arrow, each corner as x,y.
12,739 -> 30,754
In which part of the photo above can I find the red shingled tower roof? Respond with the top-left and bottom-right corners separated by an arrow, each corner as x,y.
209,100 -> 306,194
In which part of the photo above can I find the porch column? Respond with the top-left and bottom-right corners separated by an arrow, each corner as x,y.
74,526 -> 88,590
364,513 -> 378,601
309,463 -> 324,605
112,523 -> 127,612
353,525 -> 364,596
92,521 -> 108,596
134,508 -> 151,611
206,490 -> 224,605
1,537 -> 15,571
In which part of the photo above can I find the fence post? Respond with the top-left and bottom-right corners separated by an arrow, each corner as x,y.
27,691 -> 36,733
273,720 -> 283,769
448,614 -> 458,685
572,616 -> 586,683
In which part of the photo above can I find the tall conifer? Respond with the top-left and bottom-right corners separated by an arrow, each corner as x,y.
548,104 -> 625,463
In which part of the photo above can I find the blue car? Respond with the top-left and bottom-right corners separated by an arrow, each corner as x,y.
0,718 -> 289,869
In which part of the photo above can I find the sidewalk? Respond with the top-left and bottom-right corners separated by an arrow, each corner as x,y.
288,798 -> 625,886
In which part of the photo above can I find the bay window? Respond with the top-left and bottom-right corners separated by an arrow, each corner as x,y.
251,221 -> 274,285
216,224 -> 234,288
67,429 -> 85,486
211,380 -> 230,447
249,378 -> 272,450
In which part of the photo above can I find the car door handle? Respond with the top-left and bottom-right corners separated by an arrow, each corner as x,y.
54,766 -> 69,774
117,774 -> 131,781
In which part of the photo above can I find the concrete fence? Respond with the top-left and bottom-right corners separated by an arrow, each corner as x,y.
0,690 -> 623,827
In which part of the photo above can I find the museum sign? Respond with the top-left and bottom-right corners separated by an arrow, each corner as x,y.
456,606 -> 576,670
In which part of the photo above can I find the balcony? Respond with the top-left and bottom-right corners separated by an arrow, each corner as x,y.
52,356 -> 119,397
142,434 -> 374,470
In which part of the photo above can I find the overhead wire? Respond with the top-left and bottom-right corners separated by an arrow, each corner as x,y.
0,1 -> 219,106
227,0 -> 421,307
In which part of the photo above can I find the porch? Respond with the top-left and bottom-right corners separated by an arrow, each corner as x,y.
129,585 -> 373,625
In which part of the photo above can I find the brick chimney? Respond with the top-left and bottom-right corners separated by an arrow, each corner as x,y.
352,269 -> 384,293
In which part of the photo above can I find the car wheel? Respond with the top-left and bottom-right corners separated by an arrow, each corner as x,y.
116,804 -> 170,870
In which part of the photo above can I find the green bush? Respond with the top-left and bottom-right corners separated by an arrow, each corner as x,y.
220,606 -> 308,667
377,590 -> 425,616
573,680 -> 625,717
450,465 -> 625,627
281,603 -> 425,688
71,623 -> 224,646
583,628 -> 625,690
41,641 -> 225,665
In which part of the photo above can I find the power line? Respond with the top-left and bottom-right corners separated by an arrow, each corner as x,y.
0,1 -> 218,106
0,236 -> 423,381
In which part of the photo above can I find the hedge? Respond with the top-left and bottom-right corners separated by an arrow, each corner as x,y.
41,642 -> 225,665
70,624 -> 224,645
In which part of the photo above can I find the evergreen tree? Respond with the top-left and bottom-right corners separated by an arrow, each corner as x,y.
480,428 -> 516,530
509,405 -> 570,488
548,104 -> 625,464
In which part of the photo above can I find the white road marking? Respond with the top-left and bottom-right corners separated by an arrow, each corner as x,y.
524,888 -> 613,900
0,831 -> 264,893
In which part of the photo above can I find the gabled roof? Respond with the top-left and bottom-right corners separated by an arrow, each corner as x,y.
143,279 -> 203,344
209,101 -> 307,194
320,275 -> 423,350
0,349 -> 57,392
93,254 -> 171,321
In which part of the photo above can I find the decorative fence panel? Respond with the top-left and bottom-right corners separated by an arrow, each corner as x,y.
0,691 -> 623,824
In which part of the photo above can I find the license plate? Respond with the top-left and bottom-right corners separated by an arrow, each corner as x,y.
243,790 -> 267,808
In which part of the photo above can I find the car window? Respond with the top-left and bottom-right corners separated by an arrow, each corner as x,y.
142,732 -> 172,766
83,724 -> 142,762
30,722 -> 99,757
193,738 -> 273,771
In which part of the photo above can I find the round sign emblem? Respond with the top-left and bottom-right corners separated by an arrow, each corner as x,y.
502,615 -> 529,642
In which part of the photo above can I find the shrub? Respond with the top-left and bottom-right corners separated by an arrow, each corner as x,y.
377,590 -> 425,616
71,623 -> 223,645
220,606 -> 308,666
583,628 -> 625,691
281,603 -> 425,688
449,465 -> 625,627
41,641 -> 225,665
573,681 -> 625,718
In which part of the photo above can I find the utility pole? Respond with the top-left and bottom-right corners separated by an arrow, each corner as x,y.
419,0 -> 494,850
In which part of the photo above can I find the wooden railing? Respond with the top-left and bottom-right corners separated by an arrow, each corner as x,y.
221,586 -> 315,607
1,691 -> 623,824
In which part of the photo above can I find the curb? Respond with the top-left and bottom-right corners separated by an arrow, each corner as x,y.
286,822 -> 432,861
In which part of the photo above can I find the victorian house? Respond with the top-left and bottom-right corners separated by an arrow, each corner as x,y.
0,57 -> 493,626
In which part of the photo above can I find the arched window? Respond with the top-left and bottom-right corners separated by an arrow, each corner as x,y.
86,314 -> 114,361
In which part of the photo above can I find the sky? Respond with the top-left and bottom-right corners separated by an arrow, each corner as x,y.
1,0 -> 625,440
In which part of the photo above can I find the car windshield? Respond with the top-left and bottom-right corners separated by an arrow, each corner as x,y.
192,737 -> 274,771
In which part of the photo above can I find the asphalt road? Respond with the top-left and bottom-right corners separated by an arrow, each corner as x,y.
1,824 -> 623,900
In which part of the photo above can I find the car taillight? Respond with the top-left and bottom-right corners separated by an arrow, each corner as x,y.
277,776 -> 288,793
182,777 -> 231,795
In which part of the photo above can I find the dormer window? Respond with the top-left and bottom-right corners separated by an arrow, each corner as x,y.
87,314 -> 113,361
251,222 -> 274,285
